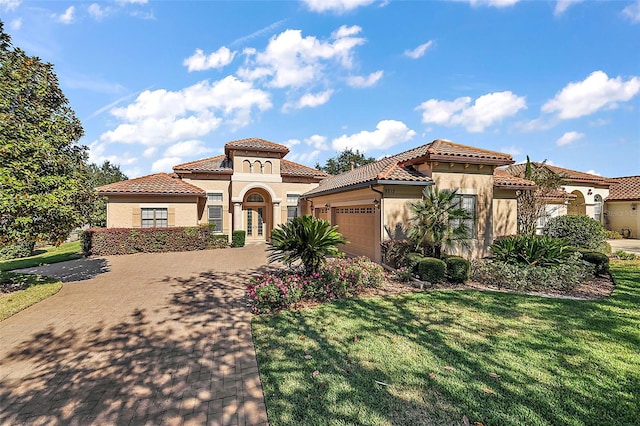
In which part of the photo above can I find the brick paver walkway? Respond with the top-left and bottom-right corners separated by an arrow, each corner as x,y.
0,245 -> 270,425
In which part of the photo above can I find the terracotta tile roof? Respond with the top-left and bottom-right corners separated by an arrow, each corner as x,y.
493,169 -> 536,189
173,155 -> 233,173
224,138 -> 289,156
303,139 -> 516,197
542,189 -> 577,201
280,160 -> 329,179
96,173 -> 205,196
504,163 -> 613,186
608,176 -> 640,201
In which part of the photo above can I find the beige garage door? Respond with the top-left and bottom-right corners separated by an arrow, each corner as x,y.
334,205 -> 376,259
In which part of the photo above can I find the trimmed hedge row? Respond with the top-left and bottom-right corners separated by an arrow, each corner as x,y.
82,226 -> 228,256
402,252 -> 471,284
0,241 -> 35,260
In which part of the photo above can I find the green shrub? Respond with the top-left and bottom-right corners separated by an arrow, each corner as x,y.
232,230 -> 246,247
472,256 -> 594,291
416,257 -> 446,283
491,234 -> 574,267
544,215 -> 608,252
614,250 -> 637,260
0,241 -> 35,260
445,256 -> 470,283
606,230 -> 623,239
82,227 -> 228,255
380,239 -> 413,268
405,252 -> 424,272
578,250 -> 610,276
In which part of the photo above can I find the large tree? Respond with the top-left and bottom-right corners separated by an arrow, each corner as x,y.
0,22 -> 93,246
516,157 -> 566,235
86,161 -> 128,227
315,149 -> 375,175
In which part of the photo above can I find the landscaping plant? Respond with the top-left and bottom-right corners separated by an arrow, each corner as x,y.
444,256 -> 471,283
490,234 -> 575,267
416,257 -> 446,283
543,215 -> 608,252
267,215 -> 346,274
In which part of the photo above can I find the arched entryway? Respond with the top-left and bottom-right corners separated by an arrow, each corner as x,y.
567,190 -> 586,216
243,189 -> 271,242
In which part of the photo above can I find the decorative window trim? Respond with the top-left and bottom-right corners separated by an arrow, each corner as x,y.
207,192 -> 223,203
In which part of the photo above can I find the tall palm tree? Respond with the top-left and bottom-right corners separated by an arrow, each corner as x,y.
267,215 -> 347,274
407,186 -> 471,258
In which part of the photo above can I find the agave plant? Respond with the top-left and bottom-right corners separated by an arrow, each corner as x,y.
267,215 -> 347,274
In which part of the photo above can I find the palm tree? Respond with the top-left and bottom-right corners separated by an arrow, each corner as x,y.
407,186 -> 471,258
267,215 -> 347,274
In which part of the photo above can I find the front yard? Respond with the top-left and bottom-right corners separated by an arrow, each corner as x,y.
253,260 -> 640,425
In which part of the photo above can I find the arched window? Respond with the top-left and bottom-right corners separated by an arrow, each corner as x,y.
594,194 -> 603,222
243,160 -> 251,173
264,161 -> 273,174
252,161 -> 262,174
247,193 -> 264,203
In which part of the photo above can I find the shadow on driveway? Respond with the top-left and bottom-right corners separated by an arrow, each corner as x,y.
14,258 -> 110,283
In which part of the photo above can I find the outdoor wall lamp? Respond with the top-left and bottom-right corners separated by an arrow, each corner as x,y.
325,203 -> 330,210
587,189 -> 593,195
632,203 -> 637,211
373,199 -> 380,209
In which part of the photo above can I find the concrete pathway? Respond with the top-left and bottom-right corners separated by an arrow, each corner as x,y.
608,238 -> 640,254
0,245 -> 270,425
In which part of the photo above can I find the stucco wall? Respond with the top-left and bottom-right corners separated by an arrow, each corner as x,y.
562,184 -> 609,222
605,201 -> 639,238
106,195 -> 200,228
492,189 -> 518,237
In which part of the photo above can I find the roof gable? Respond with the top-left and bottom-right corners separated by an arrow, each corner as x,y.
421,139 -> 514,166
173,155 -> 233,173
96,173 -> 205,196
224,138 -> 289,157
493,169 -> 536,189
504,162 -> 613,186
281,160 -> 329,179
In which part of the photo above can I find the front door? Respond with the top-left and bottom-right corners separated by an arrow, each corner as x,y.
245,207 -> 265,241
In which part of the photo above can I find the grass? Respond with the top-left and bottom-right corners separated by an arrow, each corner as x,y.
0,272 -> 62,321
252,259 -> 640,426
0,241 -> 80,321
0,241 -> 82,272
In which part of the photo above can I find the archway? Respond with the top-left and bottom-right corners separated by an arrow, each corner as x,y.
567,190 -> 586,216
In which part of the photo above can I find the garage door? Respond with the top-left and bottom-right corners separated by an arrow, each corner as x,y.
334,205 -> 377,260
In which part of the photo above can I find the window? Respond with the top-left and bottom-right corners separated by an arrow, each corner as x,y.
287,194 -> 300,222
207,192 -> 223,202
594,194 -> 603,222
287,194 -> 300,203
264,161 -> 273,174
247,193 -> 264,202
451,195 -> 476,237
208,206 -> 223,233
243,160 -> 251,173
141,208 -> 167,228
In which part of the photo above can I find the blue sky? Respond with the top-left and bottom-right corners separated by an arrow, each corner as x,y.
3,0 -> 640,178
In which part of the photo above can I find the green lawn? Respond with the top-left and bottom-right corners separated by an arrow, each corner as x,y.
0,241 -> 82,272
0,241 -> 80,321
252,260 -> 640,426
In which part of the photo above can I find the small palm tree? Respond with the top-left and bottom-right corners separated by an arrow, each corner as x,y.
407,186 -> 471,258
267,215 -> 347,274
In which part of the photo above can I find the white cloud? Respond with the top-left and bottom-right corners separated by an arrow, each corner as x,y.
55,6 -> 75,24
124,167 -> 143,178
183,47 -> 236,72
500,145 -> 522,157
305,135 -> 329,150
152,157 -> 181,173
143,147 -> 157,158
0,0 -> 21,12
88,3 -> 109,20
230,19 -> 287,47
332,120 -> 416,152
404,41 -> 434,59
417,91 -> 527,132
164,140 -> 212,158
238,26 -> 366,89
286,90 -> 334,110
556,131 -> 584,146
88,140 -> 138,167
9,18 -> 21,30
287,149 -> 322,165
302,0 -> 377,14
461,0 -> 520,8
347,70 -> 383,88
283,139 -> 301,148
117,0 -> 148,3
542,71 -> 640,119
554,0 -> 583,16
584,169 -> 602,176
101,76 -> 272,145
622,0 -> 640,23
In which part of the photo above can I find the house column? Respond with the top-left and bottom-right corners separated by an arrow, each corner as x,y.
272,202 -> 280,228
234,202 -> 243,230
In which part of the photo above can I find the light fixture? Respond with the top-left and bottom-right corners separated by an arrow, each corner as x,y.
587,189 -> 593,195
632,203 -> 637,211
325,203 -> 330,210
373,199 -> 380,209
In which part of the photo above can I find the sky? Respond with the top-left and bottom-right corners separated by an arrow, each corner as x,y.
2,0 -> 640,179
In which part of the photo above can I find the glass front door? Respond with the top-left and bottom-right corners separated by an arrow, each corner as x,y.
245,207 -> 265,241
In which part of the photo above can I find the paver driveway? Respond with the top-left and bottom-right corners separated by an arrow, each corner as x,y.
0,244 -> 270,425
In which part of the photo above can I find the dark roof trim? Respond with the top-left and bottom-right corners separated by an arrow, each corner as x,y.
422,155 -> 515,166
302,179 -> 433,198
100,191 -> 205,197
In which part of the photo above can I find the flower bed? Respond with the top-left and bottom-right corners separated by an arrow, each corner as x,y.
247,257 -> 385,314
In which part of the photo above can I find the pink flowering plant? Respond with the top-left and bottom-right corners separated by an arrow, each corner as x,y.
247,257 -> 385,314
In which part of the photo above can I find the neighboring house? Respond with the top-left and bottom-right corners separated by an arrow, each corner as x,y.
503,163 -> 613,232
605,176 -> 640,238
302,139 -> 535,261
97,138 -> 328,242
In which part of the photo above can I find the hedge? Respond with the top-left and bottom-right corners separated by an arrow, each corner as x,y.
578,249 -> 610,276
0,241 -> 35,260
445,256 -> 471,283
82,226 -> 228,256
232,230 -> 246,247
416,257 -> 446,284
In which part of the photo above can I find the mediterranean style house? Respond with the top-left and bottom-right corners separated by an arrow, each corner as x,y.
97,138 -> 534,261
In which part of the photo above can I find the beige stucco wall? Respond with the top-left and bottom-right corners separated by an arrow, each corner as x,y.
106,195 -> 200,228
562,184 -> 609,223
492,189 -> 518,237
605,201 -> 639,238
